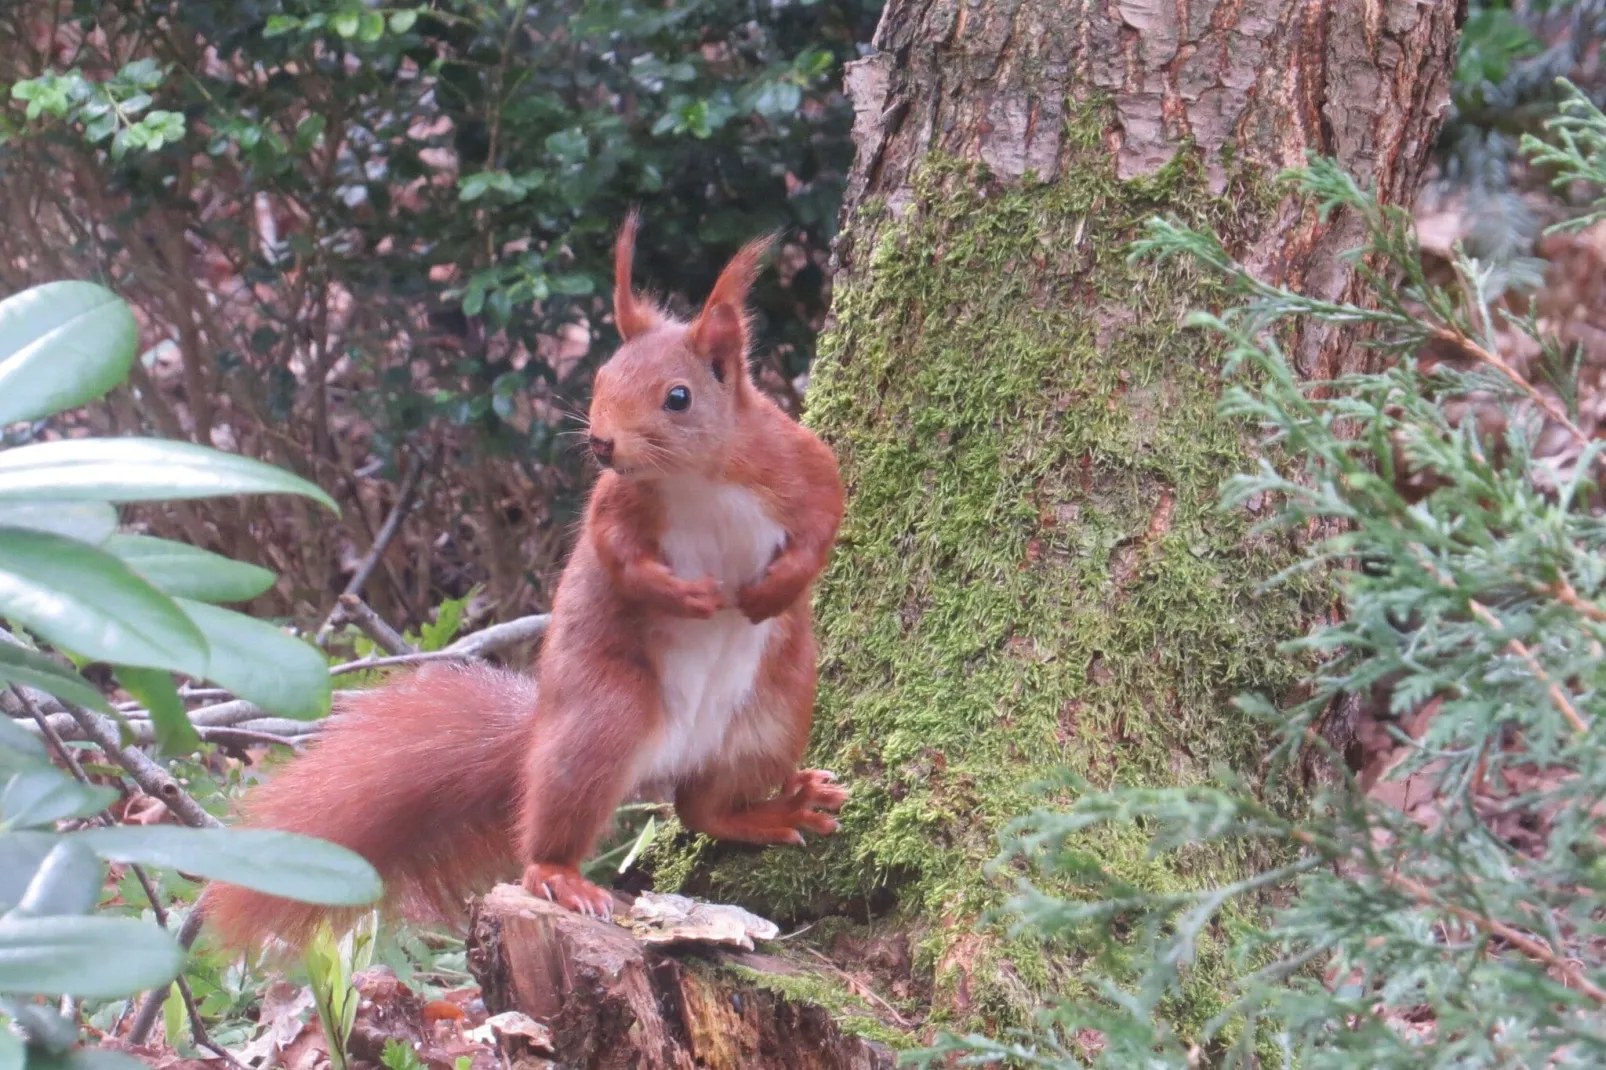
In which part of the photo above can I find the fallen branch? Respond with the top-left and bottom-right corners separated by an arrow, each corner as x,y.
10,611 -> 548,740
16,714 -> 317,749
441,612 -> 550,658
329,612 -> 549,676
337,593 -> 416,656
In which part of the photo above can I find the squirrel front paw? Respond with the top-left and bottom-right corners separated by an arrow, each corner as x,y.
665,576 -> 725,618
736,571 -> 803,623
522,863 -> 615,919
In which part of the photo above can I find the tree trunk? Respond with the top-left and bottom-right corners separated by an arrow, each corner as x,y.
668,0 -> 1463,1038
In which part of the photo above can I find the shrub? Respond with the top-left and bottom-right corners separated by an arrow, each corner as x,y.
0,279 -> 381,1069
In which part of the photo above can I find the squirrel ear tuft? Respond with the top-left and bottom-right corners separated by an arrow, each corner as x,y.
694,302 -> 745,384
690,232 -> 775,387
613,210 -> 662,340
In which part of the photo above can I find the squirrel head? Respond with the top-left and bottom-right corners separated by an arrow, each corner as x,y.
585,212 -> 774,479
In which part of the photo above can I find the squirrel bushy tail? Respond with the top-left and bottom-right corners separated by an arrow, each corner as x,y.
201,662 -> 535,951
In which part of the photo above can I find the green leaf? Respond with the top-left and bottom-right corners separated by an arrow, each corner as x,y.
116,667 -> 197,756
177,599 -> 331,720
1,769 -> 115,829
104,534 -> 276,604
618,815 -> 656,874
7,839 -> 101,917
84,111 -> 117,142
0,642 -> 114,714
543,129 -> 588,163
0,1027 -> 21,1070
0,714 -> 49,769
263,14 -> 300,36
458,172 -> 493,202
0,500 -> 117,544
296,113 -> 327,151
119,58 -> 163,90
550,274 -> 595,296
380,1038 -> 426,1070
0,914 -> 183,997
0,831 -> 57,912
162,982 -> 185,1054
357,11 -> 386,42
417,589 -> 472,652
70,826 -> 382,907
28,1049 -> 153,1070
332,11 -> 360,37
0,438 -> 338,512
486,288 -> 513,325
0,528 -> 209,677
389,10 -> 418,33
0,281 -> 137,426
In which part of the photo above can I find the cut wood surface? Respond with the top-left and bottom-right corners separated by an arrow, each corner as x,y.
467,884 -> 896,1070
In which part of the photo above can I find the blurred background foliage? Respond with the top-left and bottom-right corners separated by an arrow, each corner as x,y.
1434,1 -> 1606,294
3,0 -> 1604,635
0,0 -> 879,629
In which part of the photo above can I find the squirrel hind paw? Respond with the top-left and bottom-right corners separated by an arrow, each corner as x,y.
521,863 -> 615,920
782,769 -> 850,812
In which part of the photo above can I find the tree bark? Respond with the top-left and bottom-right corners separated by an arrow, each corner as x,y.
671,0 -> 1463,1035
466,885 -> 897,1069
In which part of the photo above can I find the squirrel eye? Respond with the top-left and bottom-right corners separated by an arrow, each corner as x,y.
664,385 -> 692,412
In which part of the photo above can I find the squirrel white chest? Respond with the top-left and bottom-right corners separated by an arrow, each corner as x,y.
643,478 -> 786,783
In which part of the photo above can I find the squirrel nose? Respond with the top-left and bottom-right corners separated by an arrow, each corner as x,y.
588,436 -> 615,465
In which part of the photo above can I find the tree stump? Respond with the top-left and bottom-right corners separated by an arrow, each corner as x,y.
466,884 -> 897,1070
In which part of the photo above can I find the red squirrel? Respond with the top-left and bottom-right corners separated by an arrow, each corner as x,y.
202,216 -> 847,948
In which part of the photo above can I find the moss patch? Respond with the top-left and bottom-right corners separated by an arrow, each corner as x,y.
712,959 -> 916,1050
653,97 -> 1319,1035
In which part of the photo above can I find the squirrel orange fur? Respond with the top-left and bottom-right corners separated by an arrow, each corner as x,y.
202,215 -> 847,948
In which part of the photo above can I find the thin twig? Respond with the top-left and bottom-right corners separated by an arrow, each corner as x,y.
129,910 -> 208,1045
196,727 -> 307,751
117,686 -> 235,711
1550,577 -> 1606,626
1409,548 -> 1591,734
181,973 -> 250,1070
11,611 -> 547,743
59,704 -> 221,830
315,456 -> 427,647
797,946 -> 914,1028
1428,324 -> 1589,448
14,683 -> 91,781
1466,600 -> 1590,735
1387,871 -> 1606,1004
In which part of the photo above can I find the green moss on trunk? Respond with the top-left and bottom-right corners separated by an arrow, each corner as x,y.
653,101 -> 1317,1035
